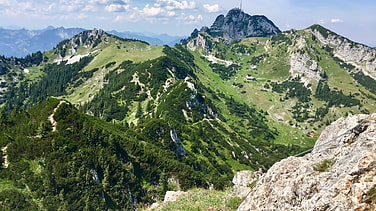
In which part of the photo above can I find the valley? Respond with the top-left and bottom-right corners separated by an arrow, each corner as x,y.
0,8 -> 375,210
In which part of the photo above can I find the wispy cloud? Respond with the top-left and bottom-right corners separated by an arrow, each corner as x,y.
203,4 -> 220,13
105,3 -> 129,12
155,0 -> 196,11
330,18 -> 343,23
177,13 -> 203,24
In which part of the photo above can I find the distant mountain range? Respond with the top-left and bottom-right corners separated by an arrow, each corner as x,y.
0,26 -> 185,57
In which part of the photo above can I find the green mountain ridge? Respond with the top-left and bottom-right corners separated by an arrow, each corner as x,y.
0,15 -> 375,209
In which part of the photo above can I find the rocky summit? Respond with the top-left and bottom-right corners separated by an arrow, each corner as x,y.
187,8 -> 280,44
238,113 -> 376,211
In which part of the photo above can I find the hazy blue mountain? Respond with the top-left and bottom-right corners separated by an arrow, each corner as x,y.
0,26 -> 85,57
0,26 -> 186,57
108,30 -> 185,46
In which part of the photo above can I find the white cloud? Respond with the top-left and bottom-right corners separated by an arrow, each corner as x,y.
142,4 -> 164,17
166,11 -> 176,17
203,4 -> 220,13
114,15 -> 125,22
319,19 -> 326,24
83,5 -> 99,12
105,3 -> 129,12
89,0 -> 110,4
0,0 -> 12,6
177,13 -> 203,24
330,18 -> 343,23
155,0 -> 196,10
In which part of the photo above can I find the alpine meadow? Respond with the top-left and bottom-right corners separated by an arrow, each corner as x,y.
0,8 -> 375,210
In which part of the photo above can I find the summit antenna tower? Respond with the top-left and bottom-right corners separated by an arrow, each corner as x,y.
240,0 -> 243,10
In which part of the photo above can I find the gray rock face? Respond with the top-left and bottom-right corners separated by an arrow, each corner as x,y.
310,25 -> 376,79
207,8 -> 280,43
170,129 -> 186,157
238,113 -> 376,211
233,170 -> 263,198
185,8 -> 280,47
289,52 -> 323,85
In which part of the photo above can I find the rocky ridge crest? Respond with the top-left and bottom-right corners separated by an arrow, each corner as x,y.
310,25 -> 376,79
237,113 -> 376,211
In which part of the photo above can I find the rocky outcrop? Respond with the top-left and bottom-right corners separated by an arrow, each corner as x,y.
69,29 -> 105,54
209,8 -> 280,43
290,52 -> 323,85
71,29 -> 104,47
310,25 -> 376,79
170,129 -> 186,157
233,170 -> 263,198
238,113 -> 376,211
185,8 -> 280,49
163,191 -> 188,203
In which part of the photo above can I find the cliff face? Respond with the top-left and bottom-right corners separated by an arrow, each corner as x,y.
310,25 -> 376,79
208,8 -> 280,42
238,113 -> 376,211
185,8 -> 280,46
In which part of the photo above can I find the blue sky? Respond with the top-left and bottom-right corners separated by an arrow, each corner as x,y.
0,0 -> 375,46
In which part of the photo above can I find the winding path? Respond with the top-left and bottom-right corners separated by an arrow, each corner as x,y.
1,145 -> 8,168
48,101 -> 68,132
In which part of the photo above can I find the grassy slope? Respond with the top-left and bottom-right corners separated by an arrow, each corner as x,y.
65,38 -> 164,105
191,43 -> 316,148
191,29 -> 376,148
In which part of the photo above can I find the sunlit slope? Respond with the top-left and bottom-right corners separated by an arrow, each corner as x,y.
187,25 -> 376,142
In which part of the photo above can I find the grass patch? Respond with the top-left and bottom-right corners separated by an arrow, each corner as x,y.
365,186 -> 376,204
0,179 -> 16,192
314,159 -> 334,172
142,188 -> 243,211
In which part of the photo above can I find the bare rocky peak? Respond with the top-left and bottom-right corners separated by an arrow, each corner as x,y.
237,113 -> 376,211
65,28 -> 105,55
186,8 -> 280,46
70,28 -> 105,48
210,8 -> 280,42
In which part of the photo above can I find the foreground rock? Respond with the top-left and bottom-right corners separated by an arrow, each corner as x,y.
163,191 -> 188,203
238,113 -> 376,211
233,170 -> 263,198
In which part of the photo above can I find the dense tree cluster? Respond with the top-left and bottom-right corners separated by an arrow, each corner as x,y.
3,56 -> 95,111
315,80 -> 360,107
209,63 -> 241,80
269,77 -> 312,103
352,72 -> 376,95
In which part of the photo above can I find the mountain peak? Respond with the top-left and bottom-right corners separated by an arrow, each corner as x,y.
187,8 -> 280,44
70,28 -> 105,47
211,8 -> 280,41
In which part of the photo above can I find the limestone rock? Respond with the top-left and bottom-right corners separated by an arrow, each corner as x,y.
233,170 -> 263,198
238,113 -> 376,211
184,8 -> 280,49
209,8 -> 281,43
310,25 -> 376,80
163,191 -> 188,203
289,52 -> 323,85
